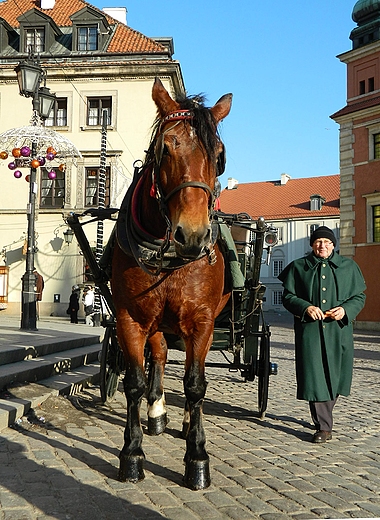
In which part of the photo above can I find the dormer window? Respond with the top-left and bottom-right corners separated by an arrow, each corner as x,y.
310,194 -> 325,211
25,27 -> 45,53
71,7 -> 110,53
78,26 -> 98,51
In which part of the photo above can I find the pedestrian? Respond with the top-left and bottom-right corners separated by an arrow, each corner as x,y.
68,285 -> 80,324
82,285 -> 95,326
278,226 -> 366,443
33,268 -> 44,319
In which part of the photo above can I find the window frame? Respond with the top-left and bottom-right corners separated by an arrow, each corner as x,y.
77,25 -> 98,51
40,168 -> 65,208
24,27 -> 45,53
363,192 -> 380,243
45,97 -> 68,128
85,166 -> 111,207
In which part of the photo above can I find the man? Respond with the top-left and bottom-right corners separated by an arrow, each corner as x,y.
278,226 -> 366,443
33,269 -> 44,319
82,285 -> 95,326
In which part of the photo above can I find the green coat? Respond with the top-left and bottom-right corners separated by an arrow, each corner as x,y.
278,251 -> 366,401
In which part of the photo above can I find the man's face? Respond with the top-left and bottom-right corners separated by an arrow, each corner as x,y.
312,239 -> 335,259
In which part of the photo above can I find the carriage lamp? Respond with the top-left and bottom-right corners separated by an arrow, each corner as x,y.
264,230 -> 278,247
63,228 -> 74,245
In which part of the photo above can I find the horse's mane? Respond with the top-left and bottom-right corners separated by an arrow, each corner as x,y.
145,93 -> 221,166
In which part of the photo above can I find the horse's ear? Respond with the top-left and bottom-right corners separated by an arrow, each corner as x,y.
210,93 -> 233,124
152,77 -> 179,117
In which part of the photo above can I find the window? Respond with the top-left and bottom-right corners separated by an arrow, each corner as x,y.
45,98 -> 67,127
85,167 -> 110,207
374,133 -> 380,159
369,77 -> 375,92
87,97 -> 112,126
272,291 -> 283,306
40,168 -> 65,207
273,260 -> 284,278
309,223 -> 319,237
78,26 -> 98,51
373,205 -> 380,242
360,80 -> 366,95
25,28 -> 45,53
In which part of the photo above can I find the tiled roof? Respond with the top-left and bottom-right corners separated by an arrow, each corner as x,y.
331,95 -> 380,119
0,0 -> 165,53
219,174 -> 340,220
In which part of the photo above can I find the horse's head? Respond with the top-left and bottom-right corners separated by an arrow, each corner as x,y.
150,78 -> 232,259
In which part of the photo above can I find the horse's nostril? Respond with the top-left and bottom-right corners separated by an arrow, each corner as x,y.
174,226 -> 186,245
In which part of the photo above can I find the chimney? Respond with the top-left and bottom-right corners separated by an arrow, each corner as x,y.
227,177 -> 238,190
280,173 -> 291,185
102,7 -> 128,25
40,0 -> 55,9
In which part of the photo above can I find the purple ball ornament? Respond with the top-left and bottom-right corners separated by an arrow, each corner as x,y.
46,152 -> 55,161
20,146 -> 31,157
13,170 -> 22,178
38,156 -> 46,166
8,161 -> 16,170
48,170 -> 57,180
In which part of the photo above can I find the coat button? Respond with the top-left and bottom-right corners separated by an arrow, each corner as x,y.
322,299 -> 326,304
322,263 -> 326,267
322,275 -> 326,279
322,287 -> 326,291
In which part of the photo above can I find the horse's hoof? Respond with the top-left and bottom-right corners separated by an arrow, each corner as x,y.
183,459 -> 211,490
147,413 -> 168,436
118,456 -> 145,483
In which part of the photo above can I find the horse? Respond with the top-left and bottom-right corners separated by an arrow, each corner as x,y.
111,77 -> 233,490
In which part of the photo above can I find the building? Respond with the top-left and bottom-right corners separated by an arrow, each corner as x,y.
219,173 -> 340,312
330,0 -> 380,329
0,0 -> 184,316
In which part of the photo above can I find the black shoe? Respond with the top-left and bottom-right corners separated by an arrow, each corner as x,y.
312,430 -> 332,443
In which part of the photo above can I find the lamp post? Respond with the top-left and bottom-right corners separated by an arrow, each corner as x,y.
15,58 -> 56,331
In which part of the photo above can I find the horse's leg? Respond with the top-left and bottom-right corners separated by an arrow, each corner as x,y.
183,346 -> 212,490
146,332 -> 169,435
117,320 -> 147,483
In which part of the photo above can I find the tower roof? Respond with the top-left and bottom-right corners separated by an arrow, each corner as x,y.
353,0 -> 380,23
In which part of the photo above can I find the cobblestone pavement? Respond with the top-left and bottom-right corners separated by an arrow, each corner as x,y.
0,315 -> 379,519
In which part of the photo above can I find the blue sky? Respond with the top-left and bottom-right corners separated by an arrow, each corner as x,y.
94,0 -> 357,188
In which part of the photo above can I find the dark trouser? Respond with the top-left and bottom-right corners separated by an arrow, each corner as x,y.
309,397 -> 338,431
70,310 -> 78,324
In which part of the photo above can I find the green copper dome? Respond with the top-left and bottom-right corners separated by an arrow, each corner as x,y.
353,0 -> 380,23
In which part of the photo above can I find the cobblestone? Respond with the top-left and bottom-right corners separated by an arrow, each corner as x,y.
1,315 -> 380,519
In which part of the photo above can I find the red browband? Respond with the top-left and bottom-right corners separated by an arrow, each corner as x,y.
161,110 -> 193,125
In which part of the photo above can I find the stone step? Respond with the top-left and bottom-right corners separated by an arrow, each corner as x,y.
0,362 -> 102,430
0,333 -> 101,366
0,343 -> 101,391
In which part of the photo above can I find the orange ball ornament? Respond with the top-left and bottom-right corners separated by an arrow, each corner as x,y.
12,147 -> 21,158
58,163 -> 65,172
46,146 -> 57,156
31,159 -> 40,169
25,174 -> 30,182
0,151 -> 8,160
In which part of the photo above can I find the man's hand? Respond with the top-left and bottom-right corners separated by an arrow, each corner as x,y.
324,307 -> 345,320
306,306 -> 325,320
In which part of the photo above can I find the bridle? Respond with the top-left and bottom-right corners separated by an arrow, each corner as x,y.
151,109 -> 218,227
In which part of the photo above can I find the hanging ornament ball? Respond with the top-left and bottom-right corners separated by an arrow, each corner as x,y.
8,161 -> 16,170
46,146 -> 57,156
38,156 -> 46,166
46,152 -> 55,161
13,170 -> 22,179
58,163 -> 65,172
25,174 -> 30,182
12,148 -> 21,158
48,170 -> 57,180
20,146 -> 31,157
31,159 -> 40,169
0,151 -> 8,160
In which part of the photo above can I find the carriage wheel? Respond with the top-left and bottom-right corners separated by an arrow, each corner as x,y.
258,329 -> 270,419
99,325 -> 124,404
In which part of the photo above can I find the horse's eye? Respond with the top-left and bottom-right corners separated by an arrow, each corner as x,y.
162,144 -> 170,156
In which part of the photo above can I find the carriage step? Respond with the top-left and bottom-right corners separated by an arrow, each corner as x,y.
0,343 -> 101,392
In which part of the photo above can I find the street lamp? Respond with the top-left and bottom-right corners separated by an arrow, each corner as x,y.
63,228 -> 74,245
15,58 -> 56,331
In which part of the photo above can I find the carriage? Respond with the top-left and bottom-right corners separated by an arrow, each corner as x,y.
65,78 -> 279,490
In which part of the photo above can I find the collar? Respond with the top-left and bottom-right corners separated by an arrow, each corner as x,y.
306,251 -> 342,270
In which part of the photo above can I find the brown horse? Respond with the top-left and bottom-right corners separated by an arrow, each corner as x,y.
111,78 -> 232,490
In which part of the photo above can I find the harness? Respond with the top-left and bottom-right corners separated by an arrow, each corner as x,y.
116,110 -> 222,275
